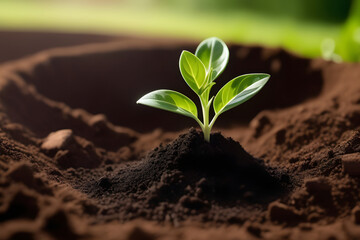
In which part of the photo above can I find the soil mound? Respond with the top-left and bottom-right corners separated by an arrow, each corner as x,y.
86,129 -> 286,223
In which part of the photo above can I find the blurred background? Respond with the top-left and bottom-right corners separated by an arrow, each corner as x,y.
1,0 -> 360,62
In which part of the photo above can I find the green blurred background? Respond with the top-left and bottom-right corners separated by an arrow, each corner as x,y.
2,0 -> 360,61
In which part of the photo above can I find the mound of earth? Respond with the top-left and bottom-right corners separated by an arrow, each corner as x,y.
84,129 -> 286,224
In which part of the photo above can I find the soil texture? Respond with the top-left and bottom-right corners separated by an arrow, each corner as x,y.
84,129 -> 285,224
1,33 -> 360,240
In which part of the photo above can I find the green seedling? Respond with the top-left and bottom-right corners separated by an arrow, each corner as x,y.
137,37 -> 270,142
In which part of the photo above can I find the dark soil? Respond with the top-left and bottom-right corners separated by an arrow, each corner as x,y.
83,129 -> 286,224
1,33 -> 360,240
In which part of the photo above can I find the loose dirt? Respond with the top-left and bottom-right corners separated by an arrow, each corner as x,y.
1,35 -> 360,240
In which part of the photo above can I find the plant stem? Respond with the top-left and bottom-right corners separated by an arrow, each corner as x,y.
200,93 -> 211,142
199,70 -> 214,142
202,101 -> 210,142
209,113 -> 219,129
203,124 -> 210,142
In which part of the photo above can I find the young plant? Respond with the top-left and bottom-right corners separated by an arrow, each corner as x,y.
137,37 -> 270,142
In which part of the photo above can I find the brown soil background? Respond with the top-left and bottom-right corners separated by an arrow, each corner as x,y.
1,31 -> 360,240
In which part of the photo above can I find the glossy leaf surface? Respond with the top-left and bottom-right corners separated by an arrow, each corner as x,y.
213,74 -> 270,115
137,89 -> 198,119
195,37 -> 229,82
179,50 -> 206,94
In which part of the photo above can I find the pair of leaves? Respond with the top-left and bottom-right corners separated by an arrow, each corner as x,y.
136,37 -> 270,125
179,37 -> 229,95
137,74 -> 270,120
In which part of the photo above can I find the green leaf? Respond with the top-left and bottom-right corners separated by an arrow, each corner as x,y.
179,50 -> 207,94
213,74 -> 270,115
136,89 -> 198,120
195,37 -> 229,82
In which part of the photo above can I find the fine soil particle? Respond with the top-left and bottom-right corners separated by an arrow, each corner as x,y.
1,35 -> 360,239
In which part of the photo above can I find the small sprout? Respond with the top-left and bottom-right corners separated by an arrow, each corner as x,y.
137,37 -> 270,142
